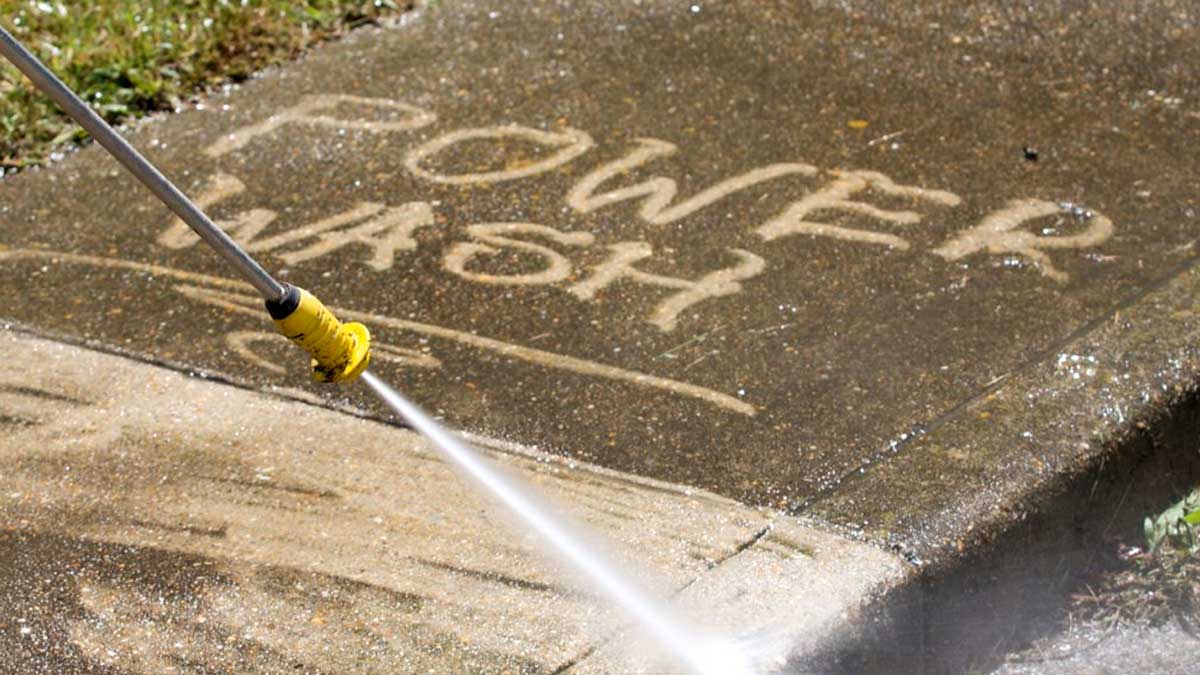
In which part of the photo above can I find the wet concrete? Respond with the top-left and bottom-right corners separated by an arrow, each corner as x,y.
2,0 -> 1200,668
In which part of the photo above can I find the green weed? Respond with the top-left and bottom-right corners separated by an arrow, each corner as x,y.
1145,487 -> 1200,554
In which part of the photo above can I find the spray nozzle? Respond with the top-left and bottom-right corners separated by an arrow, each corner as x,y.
266,284 -> 370,383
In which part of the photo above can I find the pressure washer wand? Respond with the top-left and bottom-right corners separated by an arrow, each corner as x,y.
0,26 -> 371,382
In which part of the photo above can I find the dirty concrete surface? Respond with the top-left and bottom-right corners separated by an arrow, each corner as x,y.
1,0 -> 1200,671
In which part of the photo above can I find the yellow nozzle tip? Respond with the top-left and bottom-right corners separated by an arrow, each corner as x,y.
272,288 -> 371,384
314,321 -> 371,383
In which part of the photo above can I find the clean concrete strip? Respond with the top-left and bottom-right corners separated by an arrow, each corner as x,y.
572,517 -> 904,673
0,330 -> 903,673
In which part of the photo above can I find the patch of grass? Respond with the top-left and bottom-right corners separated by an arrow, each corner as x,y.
0,0 -> 412,171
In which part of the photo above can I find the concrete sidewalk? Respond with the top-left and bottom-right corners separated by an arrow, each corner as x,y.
2,0 -> 1200,671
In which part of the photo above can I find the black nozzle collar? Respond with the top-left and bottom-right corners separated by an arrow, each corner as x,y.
265,284 -> 302,320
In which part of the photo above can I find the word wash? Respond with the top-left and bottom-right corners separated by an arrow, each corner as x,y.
160,94 -> 1114,332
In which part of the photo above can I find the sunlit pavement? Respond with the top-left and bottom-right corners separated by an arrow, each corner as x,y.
1,1 -> 1198,671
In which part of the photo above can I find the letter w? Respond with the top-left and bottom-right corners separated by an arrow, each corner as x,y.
566,138 -> 816,225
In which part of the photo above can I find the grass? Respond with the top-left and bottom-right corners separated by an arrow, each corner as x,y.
0,0 -> 412,172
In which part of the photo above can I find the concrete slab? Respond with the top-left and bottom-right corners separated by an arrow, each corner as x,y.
0,330 -> 902,673
1,0 -> 1196,520
3,1 -> 1200,668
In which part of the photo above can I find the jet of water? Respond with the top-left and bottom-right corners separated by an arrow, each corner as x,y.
360,370 -> 757,675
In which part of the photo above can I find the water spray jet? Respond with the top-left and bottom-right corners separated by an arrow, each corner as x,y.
0,26 -> 758,674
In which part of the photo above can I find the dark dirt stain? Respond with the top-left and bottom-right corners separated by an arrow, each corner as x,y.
123,518 -> 228,539
254,566 -> 426,614
763,531 -> 816,558
412,557 -> 578,597
0,383 -> 89,406
202,475 -> 340,500
0,412 -> 40,428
